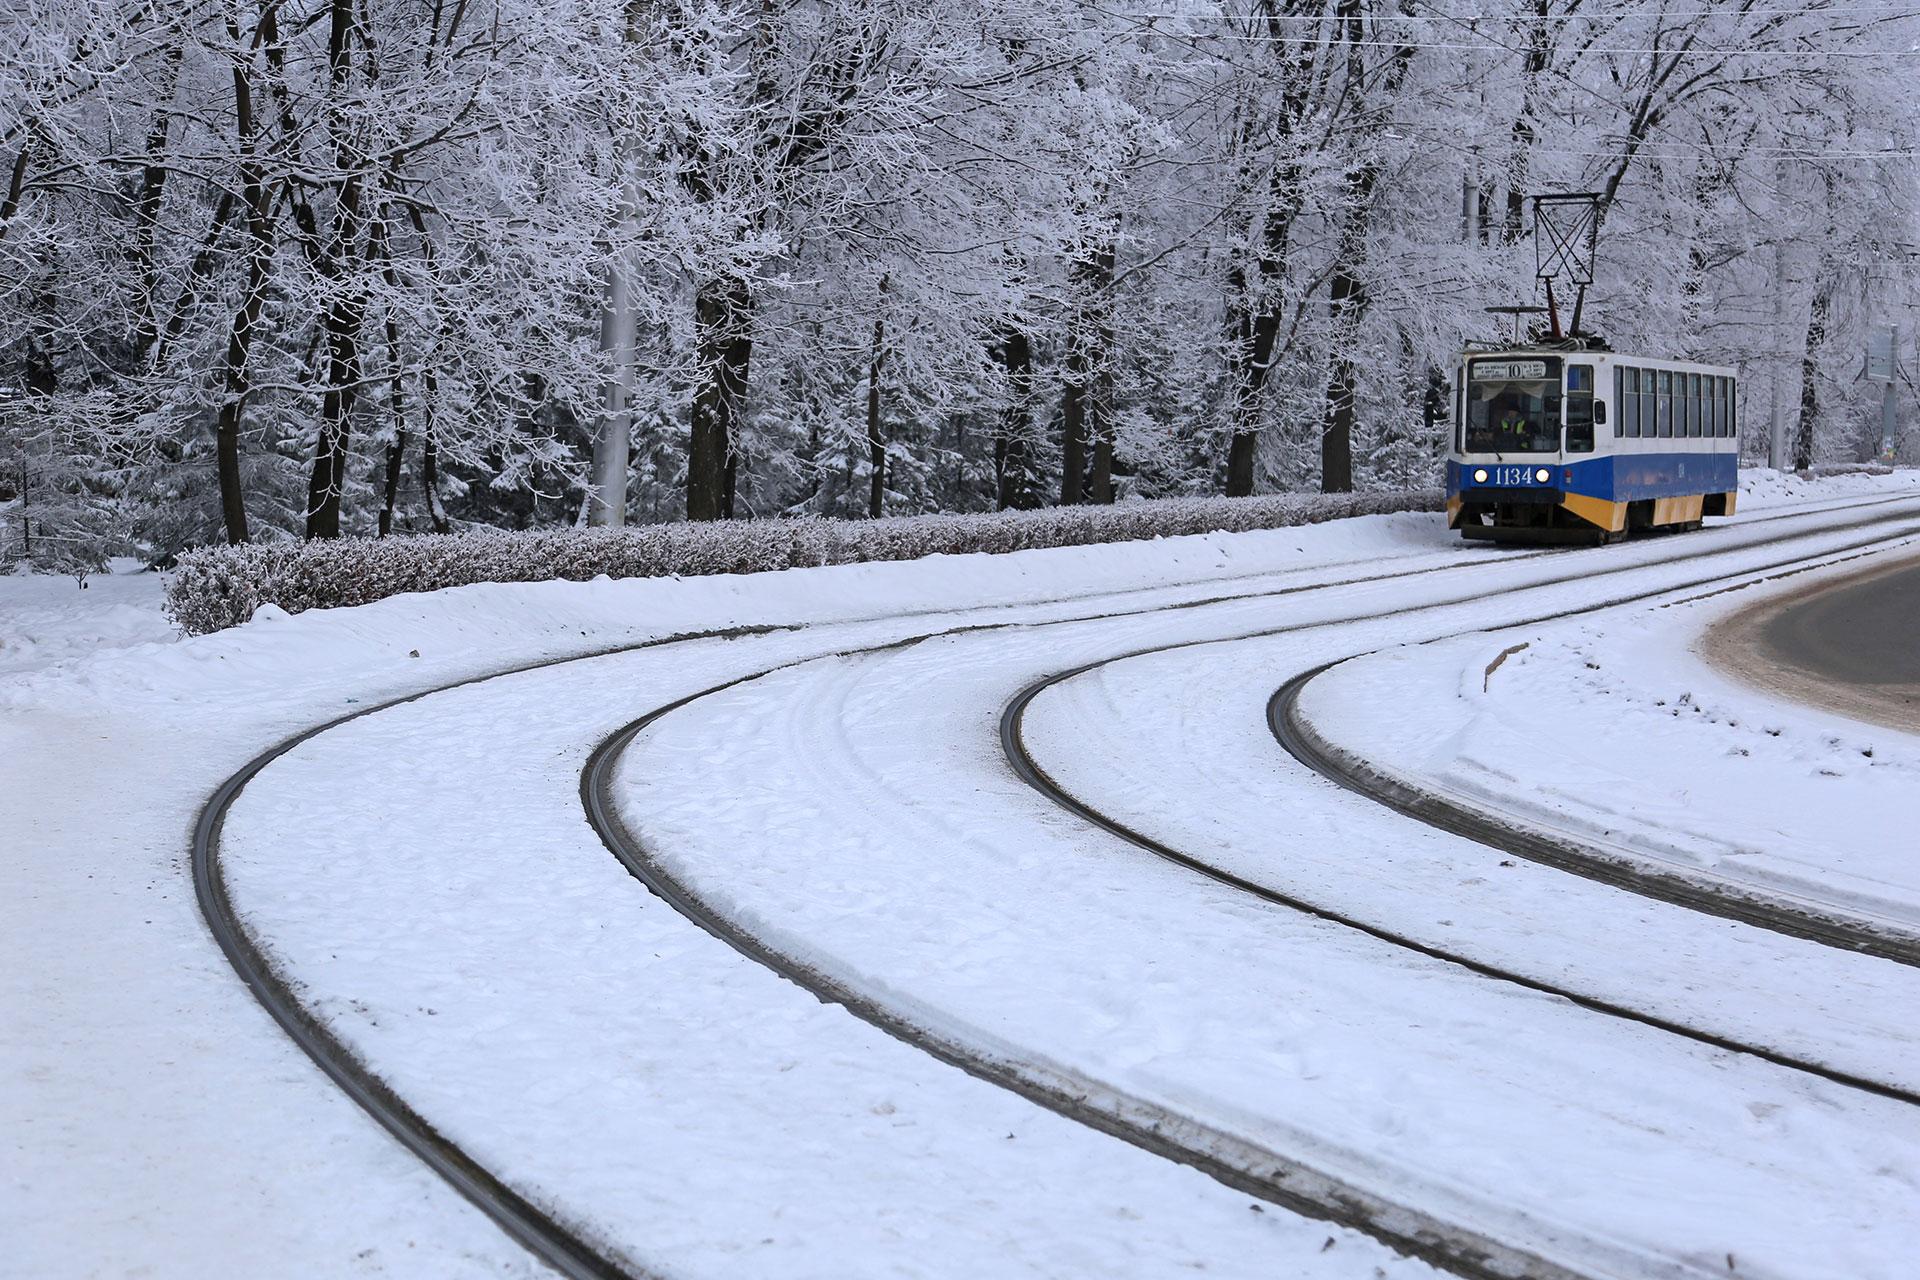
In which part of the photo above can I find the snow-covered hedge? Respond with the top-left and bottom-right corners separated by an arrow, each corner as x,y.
165,490 -> 1441,635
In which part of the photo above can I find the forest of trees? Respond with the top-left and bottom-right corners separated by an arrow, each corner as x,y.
3,0 -> 1916,567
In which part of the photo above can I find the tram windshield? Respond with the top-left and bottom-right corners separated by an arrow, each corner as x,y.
1465,357 -> 1562,454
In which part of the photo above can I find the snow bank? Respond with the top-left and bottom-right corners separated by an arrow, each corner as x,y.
0,562 -> 176,677
1739,464 -> 1909,505
164,490 -> 1440,634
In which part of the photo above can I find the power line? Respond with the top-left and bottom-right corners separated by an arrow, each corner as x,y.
1073,30 -> 1920,55
1087,6 -> 1920,21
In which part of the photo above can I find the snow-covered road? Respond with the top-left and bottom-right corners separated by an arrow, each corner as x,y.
11,474 -> 1920,1279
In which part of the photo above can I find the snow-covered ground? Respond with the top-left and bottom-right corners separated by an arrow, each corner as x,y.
611,509 -> 1920,1279
4,513 -> 1472,1279
1298,554 -> 1920,937
0,559 -> 175,677
6,469 -> 1920,1279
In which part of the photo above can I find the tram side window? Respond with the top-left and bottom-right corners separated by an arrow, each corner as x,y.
1692,373 -> 1706,437
1714,376 -> 1727,437
1619,368 -> 1639,437
1657,370 -> 1673,437
1728,377 -> 1739,438
1640,369 -> 1656,439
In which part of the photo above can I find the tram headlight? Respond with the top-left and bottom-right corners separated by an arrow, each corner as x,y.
1535,468 -> 1551,483
1472,468 -> 1489,484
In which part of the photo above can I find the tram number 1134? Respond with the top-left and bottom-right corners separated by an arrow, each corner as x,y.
1484,465 -> 1548,486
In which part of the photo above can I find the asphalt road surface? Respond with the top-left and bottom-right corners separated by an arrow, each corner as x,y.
1715,552 -> 1920,732
1760,556 -> 1920,686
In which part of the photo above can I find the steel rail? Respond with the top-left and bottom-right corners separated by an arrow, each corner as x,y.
1265,540 -> 1920,969
188,628 -> 793,1280
1008,541 -> 1920,1100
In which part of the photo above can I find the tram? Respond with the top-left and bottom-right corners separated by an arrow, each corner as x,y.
1446,346 -> 1740,544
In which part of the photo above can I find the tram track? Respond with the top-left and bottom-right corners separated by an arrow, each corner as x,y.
1003,529 -> 1920,1109
582,502 -> 1920,1280
1005,511 -> 1920,972
193,535 -> 1592,1280
192,492 -> 1920,1280
581,679 -> 1594,1280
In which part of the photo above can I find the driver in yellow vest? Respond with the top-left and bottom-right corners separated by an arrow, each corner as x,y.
1497,406 -> 1531,446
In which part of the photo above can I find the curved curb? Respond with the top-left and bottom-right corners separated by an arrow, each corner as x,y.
1270,645 -> 1920,972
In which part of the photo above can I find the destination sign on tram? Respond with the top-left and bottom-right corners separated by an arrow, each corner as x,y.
1472,360 -> 1547,381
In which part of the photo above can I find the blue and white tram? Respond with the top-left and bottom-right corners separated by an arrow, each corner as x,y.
1447,348 -> 1740,543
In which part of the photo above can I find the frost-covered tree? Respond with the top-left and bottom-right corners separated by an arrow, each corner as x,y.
4,0 -> 1916,554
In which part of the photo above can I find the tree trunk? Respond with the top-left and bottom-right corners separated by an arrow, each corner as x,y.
689,274 -> 752,521
215,20 -> 270,546
130,42 -> 184,367
1090,309 -> 1116,504
1059,239 -> 1116,507
371,212 -> 407,537
305,275 -> 363,538
1320,157 -> 1384,495
376,323 -> 406,538
421,372 -> 449,533
1502,3 -> 1548,244
1059,368 -> 1087,506
866,306 -> 886,519
1090,438 -> 1113,505
992,330 -> 1037,510
1321,257 -> 1361,494
378,430 -> 405,535
1794,271 -> 1832,471
1223,5 -> 1319,498
1318,3 -> 1412,495
303,0 -> 366,539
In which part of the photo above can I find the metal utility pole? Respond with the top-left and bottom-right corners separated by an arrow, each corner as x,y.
1767,150 -> 1791,469
589,257 -> 634,528
1768,236 -> 1789,469
1868,323 -> 1899,461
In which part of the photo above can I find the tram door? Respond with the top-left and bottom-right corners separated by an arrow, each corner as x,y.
1565,364 -> 1599,453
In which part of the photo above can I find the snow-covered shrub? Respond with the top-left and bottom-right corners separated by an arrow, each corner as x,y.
165,490 -> 1441,635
